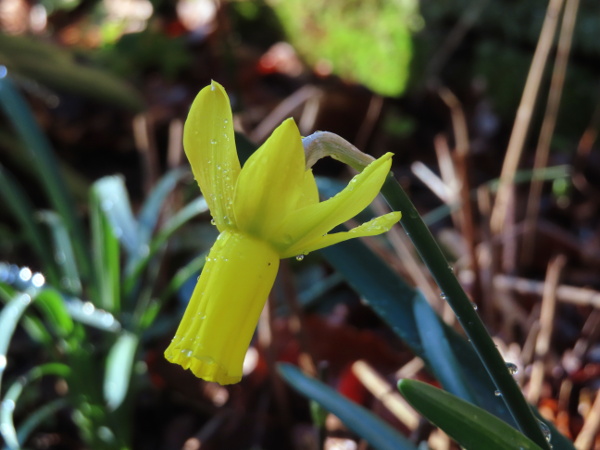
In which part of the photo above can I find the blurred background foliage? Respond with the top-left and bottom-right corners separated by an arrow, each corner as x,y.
0,0 -> 599,448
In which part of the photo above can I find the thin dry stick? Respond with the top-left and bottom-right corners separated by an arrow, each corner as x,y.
527,254 -> 567,404
355,94 -> 384,151
250,85 -> 320,142
133,113 -> 160,193
438,88 -> 481,304
574,390 -> 600,450
372,199 -> 441,311
522,0 -> 580,264
352,360 -> 420,431
494,274 -> 600,309
167,118 -> 184,169
490,0 -> 565,234
476,185 -> 497,326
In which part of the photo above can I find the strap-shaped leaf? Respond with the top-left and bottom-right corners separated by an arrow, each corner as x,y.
278,363 -> 417,450
398,379 -> 543,450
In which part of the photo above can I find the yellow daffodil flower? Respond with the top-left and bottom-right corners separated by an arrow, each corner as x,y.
165,81 -> 401,384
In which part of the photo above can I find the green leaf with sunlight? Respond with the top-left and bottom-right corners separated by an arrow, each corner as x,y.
104,331 -> 138,411
90,183 -> 121,313
397,379 -> 544,450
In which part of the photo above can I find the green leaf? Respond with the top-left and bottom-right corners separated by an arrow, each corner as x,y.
90,181 -> 121,313
0,166 -> 59,284
123,196 -> 209,297
136,168 -> 187,249
320,239 -> 511,421
38,210 -> 82,295
413,294 -> 475,403
92,176 -> 139,256
0,74 -> 94,288
397,379 -> 543,450
1,363 -> 71,449
35,288 -> 74,337
278,364 -> 417,450
104,332 -> 138,411
0,34 -> 144,111
0,291 -> 35,393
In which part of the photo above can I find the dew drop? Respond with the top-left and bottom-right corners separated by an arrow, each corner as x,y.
538,420 -> 551,443
82,301 -> 95,315
210,84 -> 216,91
210,139 -> 217,145
506,362 -> 518,375
19,267 -> 32,282
295,254 -> 305,261
440,293 -> 447,301
210,219 -> 216,225
31,273 -> 45,288
471,302 -> 478,310
494,390 -> 502,397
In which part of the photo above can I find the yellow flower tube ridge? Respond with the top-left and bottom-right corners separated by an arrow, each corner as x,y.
165,81 -> 401,384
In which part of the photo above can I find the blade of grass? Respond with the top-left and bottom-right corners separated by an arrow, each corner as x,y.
278,364 -> 418,450
0,291 -> 35,393
0,363 -> 71,450
0,166 -> 59,284
38,210 -> 82,295
93,176 -> 139,256
136,168 -> 187,249
0,72 -> 93,288
104,331 -> 138,411
321,238 -> 510,421
123,196 -> 208,297
413,294 -> 475,403
397,379 -> 543,450
90,183 -> 121,313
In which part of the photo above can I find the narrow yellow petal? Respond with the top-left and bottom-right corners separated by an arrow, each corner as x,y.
233,118 -> 306,239
296,168 -> 319,209
273,153 -> 394,255
164,230 -> 279,384
280,211 -> 401,258
183,81 -> 240,231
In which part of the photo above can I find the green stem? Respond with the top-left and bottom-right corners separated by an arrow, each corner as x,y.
302,132 -> 550,448
380,174 -> 551,449
0,72 -> 94,291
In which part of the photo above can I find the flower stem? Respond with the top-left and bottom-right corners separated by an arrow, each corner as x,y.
380,174 -> 551,449
302,131 -> 550,447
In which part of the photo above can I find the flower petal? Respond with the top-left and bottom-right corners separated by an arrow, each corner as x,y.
296,168 -> 319,209
233,118 -> 306,239
274,152 -> 394,255
280,211 -> 401,258
164,230 -> 279,385
183,81 -> 240,231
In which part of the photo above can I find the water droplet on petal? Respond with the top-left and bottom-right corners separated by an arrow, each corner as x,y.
471,302 -> 478,310
494,390 -> 502,397
295,254 -> 305,261
210,219 -> 216,225
506,362 -> 518,375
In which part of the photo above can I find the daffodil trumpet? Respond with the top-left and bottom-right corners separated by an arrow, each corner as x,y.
165,81 -> 401,384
